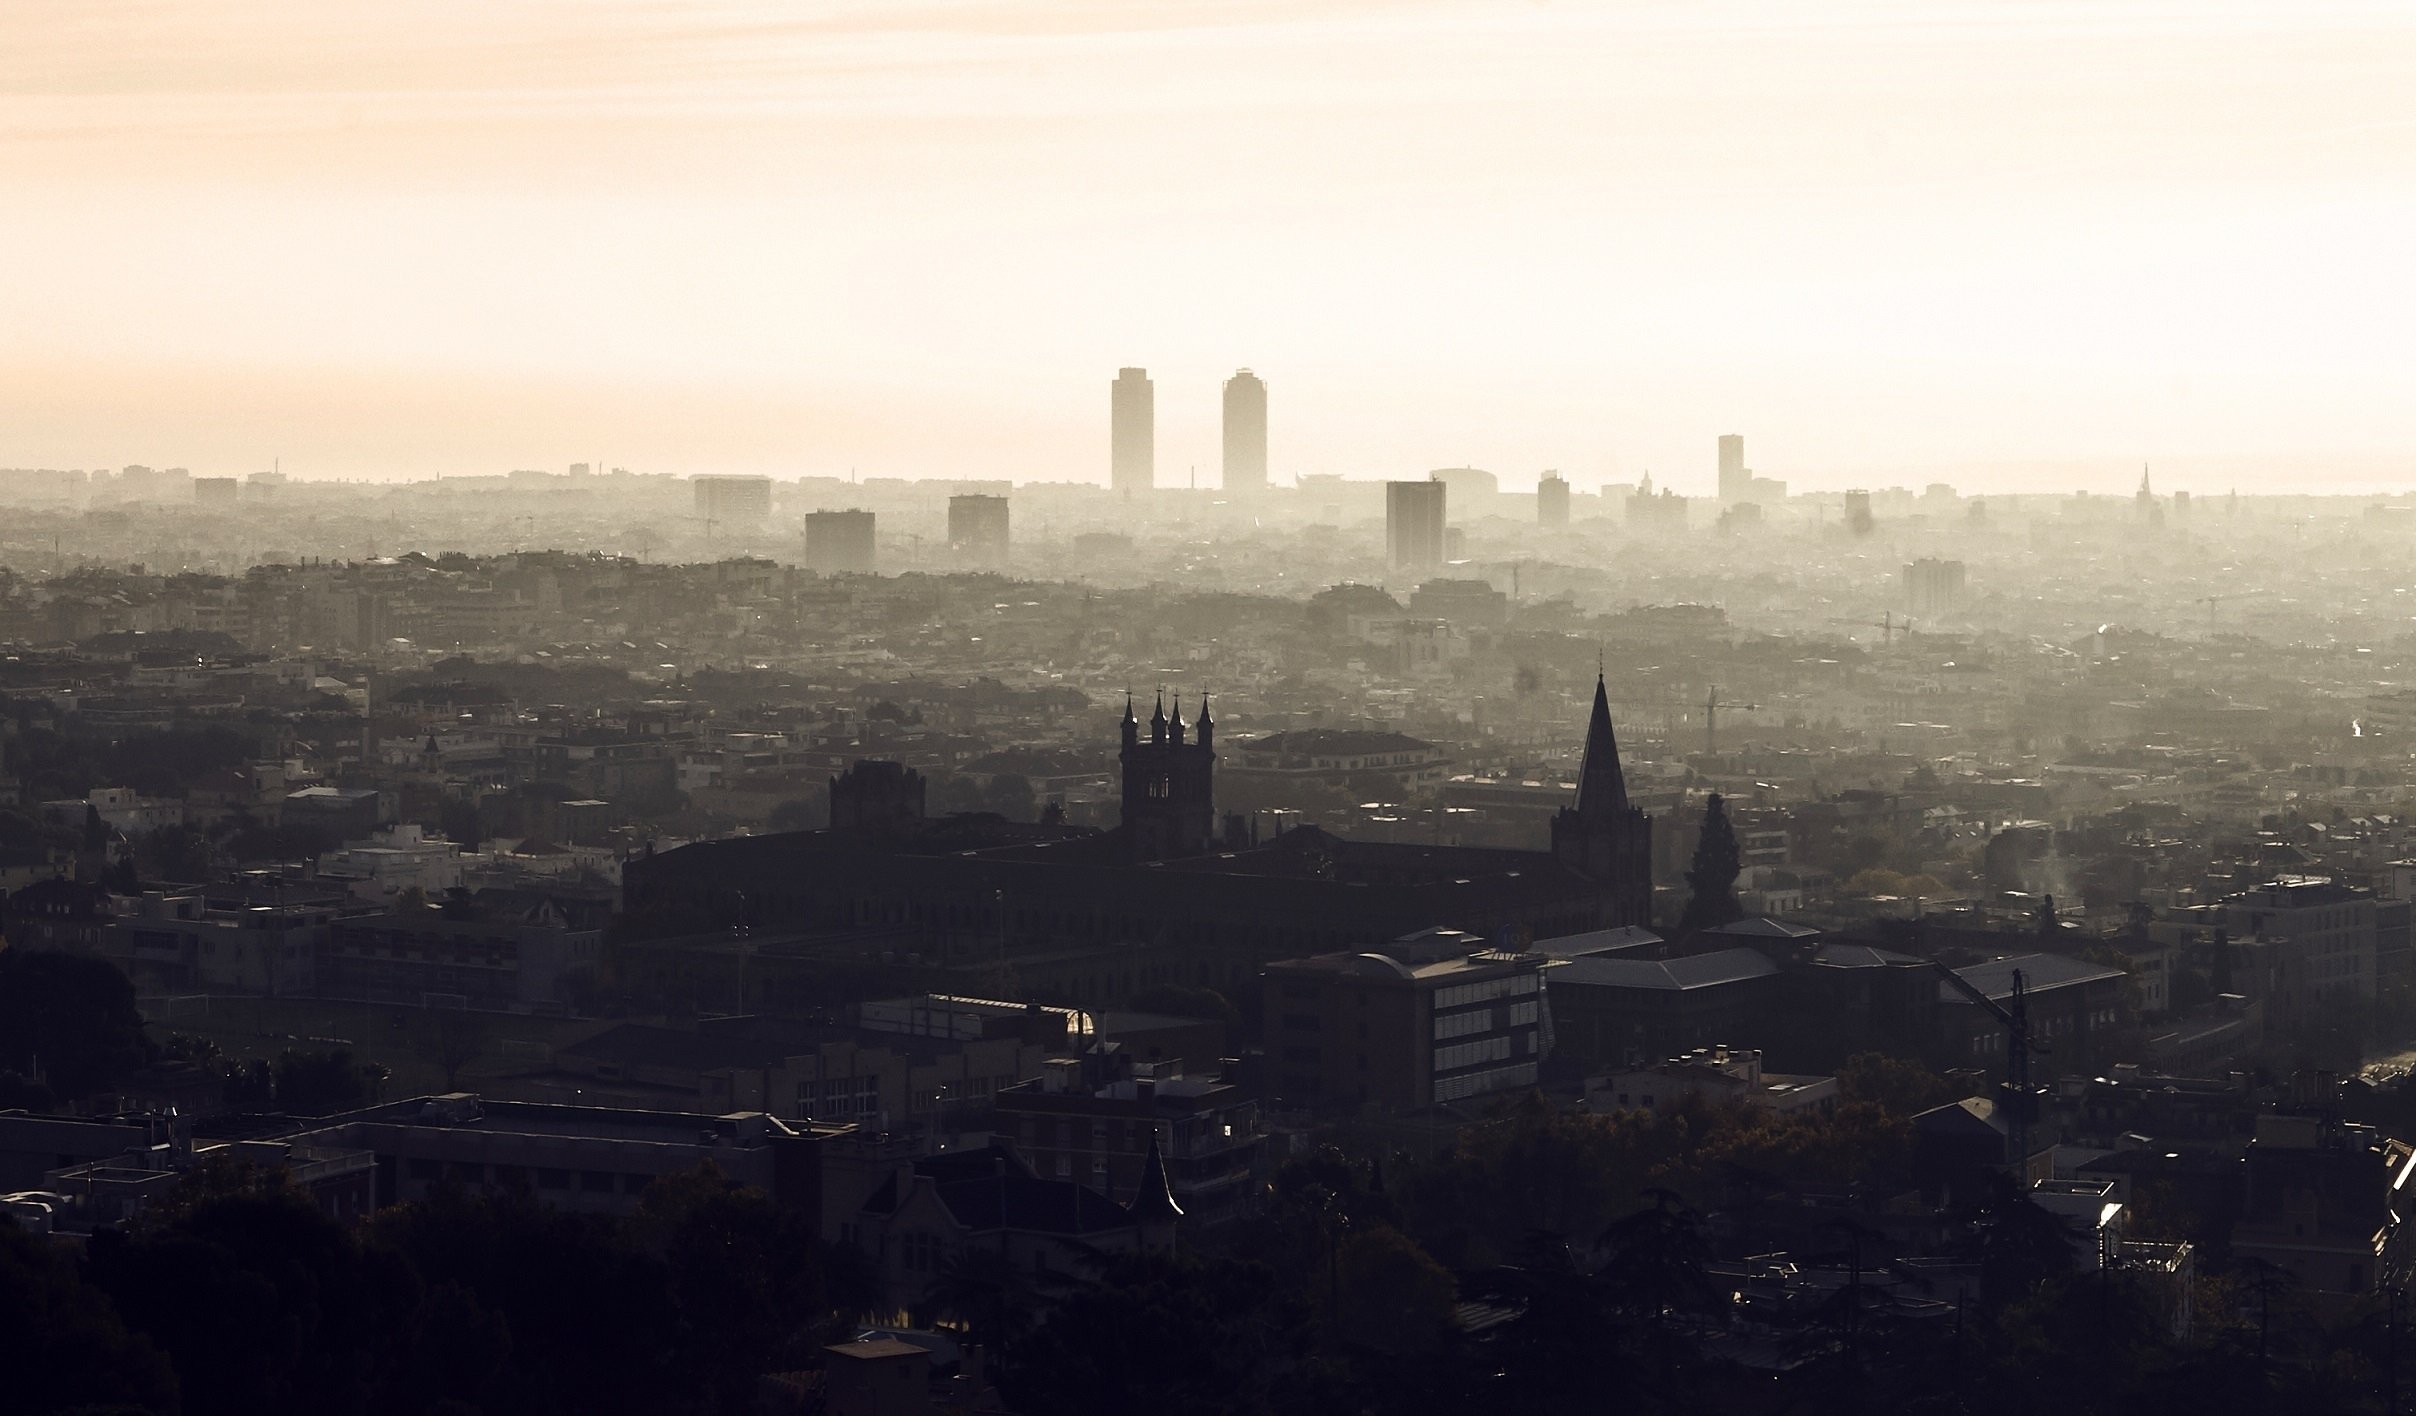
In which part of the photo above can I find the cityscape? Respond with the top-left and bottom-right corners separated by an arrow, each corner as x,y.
9,4 -> 2416,1416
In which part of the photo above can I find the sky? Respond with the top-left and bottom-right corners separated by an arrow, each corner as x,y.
4,0 -> 2415,494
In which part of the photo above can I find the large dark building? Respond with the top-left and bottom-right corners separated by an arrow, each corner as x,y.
1120,692 -> 1215,860
621,677 -> 1654,1009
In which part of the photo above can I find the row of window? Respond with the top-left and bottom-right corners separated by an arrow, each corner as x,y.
1435,1061 -> 1539,1103
1432,972 -> 1540,1010
1434,1036 -> 1513,1073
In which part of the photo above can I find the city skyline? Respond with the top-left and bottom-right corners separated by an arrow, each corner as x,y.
4,2 -> 2415,493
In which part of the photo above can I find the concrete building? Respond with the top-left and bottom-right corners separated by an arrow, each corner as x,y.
1262,928 -> 1549,1111
1221,369 -> 1267,494
993,1052 -> 1266,1224
1537,471 -> 1570,527
806,510 -> 879,575
2221,876 -> 2378,1029
1386,480 -> 1446,570
693,474 -> 773,528
1111,367 -> 1154,496
945,494 -> 1009,564
1903,558 -> 1968,618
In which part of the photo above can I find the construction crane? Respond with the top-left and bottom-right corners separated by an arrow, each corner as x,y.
1930,961 -> 2046,1173
1704,685 -> 1760,756
1829,612 -> 1911,647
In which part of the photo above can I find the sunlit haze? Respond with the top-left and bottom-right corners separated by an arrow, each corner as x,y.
6,0 -> 2415,492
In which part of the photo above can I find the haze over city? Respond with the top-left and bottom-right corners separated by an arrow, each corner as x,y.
22,6 -> 2416,1416
8,0 -> 2416,491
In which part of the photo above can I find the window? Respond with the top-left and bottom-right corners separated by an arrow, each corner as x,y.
581,1171 -> 615,1193
536,1168 -> 570,1190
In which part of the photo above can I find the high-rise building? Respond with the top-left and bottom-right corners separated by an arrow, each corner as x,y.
1386,481 -> 1447,570
1111,368 -> 1154,496
1843,489 -> 1874,536
1902,558 -> 1968,617
693,475 -> 773,528
948,493 -> 1010,564
1221,369 -> 1267,494
1538,471 -> 1570,527
194,477 -> 240,507
1718,434 -> 1747,503
804,509 -> 877,574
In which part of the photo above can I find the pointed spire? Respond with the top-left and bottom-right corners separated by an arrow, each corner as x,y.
1169,694 -> 1186,745
1575,672 -> 1629,814
1122,691 -> 1137,726
1128,1131 -> 1183,1226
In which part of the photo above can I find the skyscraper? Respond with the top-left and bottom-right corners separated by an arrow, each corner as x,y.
1387,480 -> 1447,570
1111,367 -> 1154,496
1222,369 -> 1267,494
1537,471 -> 1570,527
1717,434 -> 1746,503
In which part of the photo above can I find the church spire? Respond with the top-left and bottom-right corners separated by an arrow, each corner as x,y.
1575,672 -> 1629,814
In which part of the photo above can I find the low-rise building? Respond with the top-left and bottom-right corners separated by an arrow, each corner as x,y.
1585,1045 -> 1837,1117
993,1052 -> 1265,1224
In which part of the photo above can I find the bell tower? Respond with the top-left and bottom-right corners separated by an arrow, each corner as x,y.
1120,692 -> 1216,860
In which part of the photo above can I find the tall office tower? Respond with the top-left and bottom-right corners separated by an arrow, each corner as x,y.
1717,434 -> 1747,503
804,509 -> 877,574
1111,367 -> 1154,496
1386,480 -> 1447,570
1537,471 -> 1571,527
1222,369 -> 1268,494
1843,489 -> 1874,536
948,493 -> 1011,564
1902,558 -> 1968,618
693,474 -> 773,528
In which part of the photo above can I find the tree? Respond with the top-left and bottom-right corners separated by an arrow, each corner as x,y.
0,950 -> 154,1098
0,1224 -> 182,1416
418,1013 -> 484,1092
1836,1052 -> 1961,1117
1676,793 -> 1743,935
437,796 -> 485,850
270,1048 -> 375,1115
1334,1224 -> 1456,1356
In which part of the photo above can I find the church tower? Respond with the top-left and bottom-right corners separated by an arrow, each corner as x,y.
1552,674 -> 1654,925
1120,692 -> 1216,860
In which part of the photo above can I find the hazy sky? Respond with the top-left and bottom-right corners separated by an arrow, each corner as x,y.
5,0 -> 2414,493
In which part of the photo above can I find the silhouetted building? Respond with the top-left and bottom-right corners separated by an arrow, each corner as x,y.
1120,692 -> 1216,861
693,475 -> 773,528
1387,480 -> 1446,570
1552,674 -> 1654,926
829,760 -> 926,835
1111,367 -> 1154,496
1718,434 -> 1747,503
1538,471 -> 1570,527
194,477 -> 240,507
622,679 -> 1655,1010
947,493 -> 1010,564
1222,369 -> 1267,494
805,510 -> 877,575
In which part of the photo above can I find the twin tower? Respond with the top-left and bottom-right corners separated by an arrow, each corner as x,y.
1111,368 -> 1267,497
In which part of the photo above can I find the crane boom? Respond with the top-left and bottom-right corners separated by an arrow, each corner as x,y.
1930,960 -> 2046,1175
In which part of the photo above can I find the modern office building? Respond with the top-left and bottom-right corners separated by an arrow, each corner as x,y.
1386,480 -> 1447,570
1111,367 -> 1154,496
947,493 -> 1010,564
1262,928 -> 1551,1111
1538,471 -> 1570,527
804,509 -> 877,575
1221,369 -> 1267,494
693,474 -> 773,528
1718,434 -> 1747,503
1903,558 -> 1969,617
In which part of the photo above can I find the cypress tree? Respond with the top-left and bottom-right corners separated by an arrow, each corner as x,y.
1678,793 -> 1744,935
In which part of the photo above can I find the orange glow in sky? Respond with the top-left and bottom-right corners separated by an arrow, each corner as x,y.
5,1 -> 2414,492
